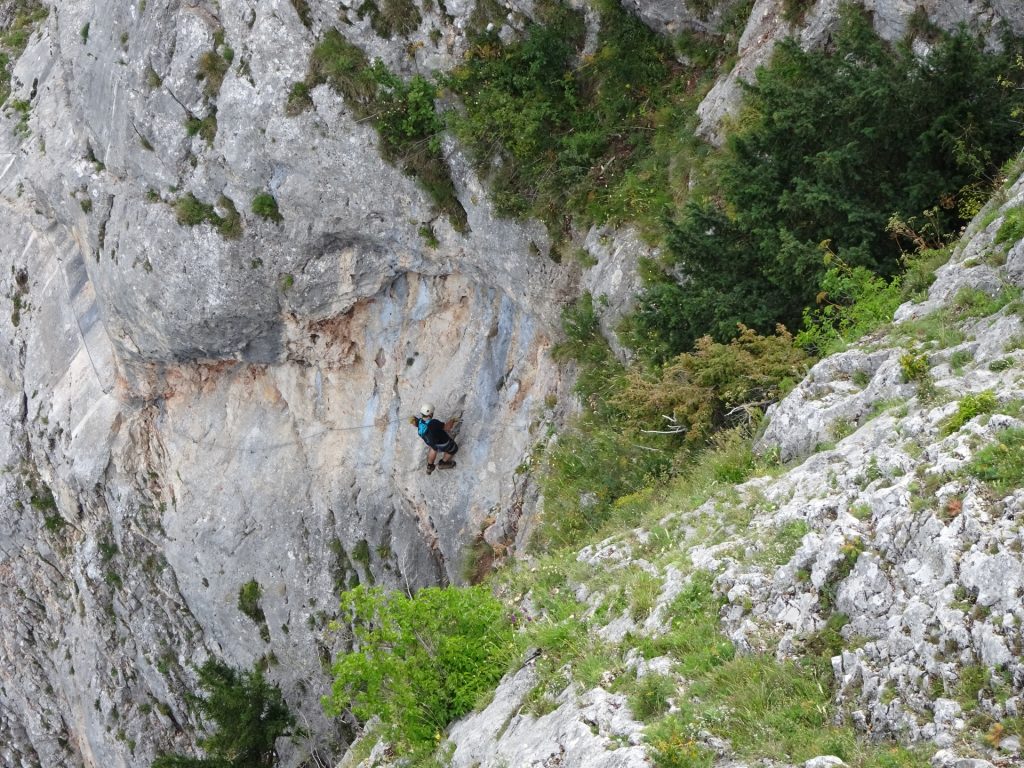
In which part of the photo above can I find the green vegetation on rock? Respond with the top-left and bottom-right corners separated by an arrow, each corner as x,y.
152,659 -> 294,768
325,585 -> 515,756
0,0 -> 47,106
628,10 -> 1024,360
299,29 -> 468,231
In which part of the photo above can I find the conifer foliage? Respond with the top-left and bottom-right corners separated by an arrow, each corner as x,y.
628,11 -> 1024,361
152,660 -> 294,768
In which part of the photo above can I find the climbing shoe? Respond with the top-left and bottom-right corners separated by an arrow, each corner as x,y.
438,460 -> 456,470
426,463 -> 436,475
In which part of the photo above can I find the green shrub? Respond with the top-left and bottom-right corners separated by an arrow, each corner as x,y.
899,352 -> 930,383
152,659 -> 294,768
615,324 -> 808,445
943,390 -> 997,434
445,0 -> 689,237
251,192 -> 283,223
795,252 -> 903,355
966,428 -> 1024,493
630,12 -> 1024,359
325,585 -> 514,753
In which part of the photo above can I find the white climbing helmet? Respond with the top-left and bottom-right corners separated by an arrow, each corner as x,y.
419,403 -> 434,418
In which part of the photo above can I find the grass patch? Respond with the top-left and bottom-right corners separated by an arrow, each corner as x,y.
757,519 -> 809,566
174,193 -> 243,239
947,285 -> 1021,320
629,673 -> 676,721
965,428 -> 1024,494
185,109 -> 218,145
197,36 -> 233,98
995,204 -> 1024,248
357,0 -> 421,38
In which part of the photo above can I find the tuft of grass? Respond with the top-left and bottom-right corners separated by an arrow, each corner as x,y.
357,0 -> 422,38
285,81 -> 313,115
237,579 -> 266,624
629,673 -> 676,721
197,46 -> 231,98
185,109 -> 218,144
175,193 -> 216,226
251,192 -> 283,223
948,285 -> 1021,320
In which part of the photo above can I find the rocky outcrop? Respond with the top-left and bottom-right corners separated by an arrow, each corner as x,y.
433,168 -> 1024,768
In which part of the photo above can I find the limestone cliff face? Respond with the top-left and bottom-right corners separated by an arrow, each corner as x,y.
1,1 -> 582,764
1,0 -> 1022,767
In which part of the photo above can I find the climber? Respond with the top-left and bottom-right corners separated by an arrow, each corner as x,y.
410,403 -> 458,475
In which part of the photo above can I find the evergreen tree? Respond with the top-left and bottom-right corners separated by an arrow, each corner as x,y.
152,660 -> 294,768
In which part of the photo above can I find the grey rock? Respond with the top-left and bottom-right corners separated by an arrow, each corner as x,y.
804,757 -> 846,768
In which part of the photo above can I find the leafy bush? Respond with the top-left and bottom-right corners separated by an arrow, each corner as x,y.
943,390 -> 997,434
899,353 -> 930,383
152,659 -> 294,768
630,11 -> 1024,359
325,585 -> 514,752
615,324 -> 808,445
966,428 -> 1024,493
796,251 -> 903,356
